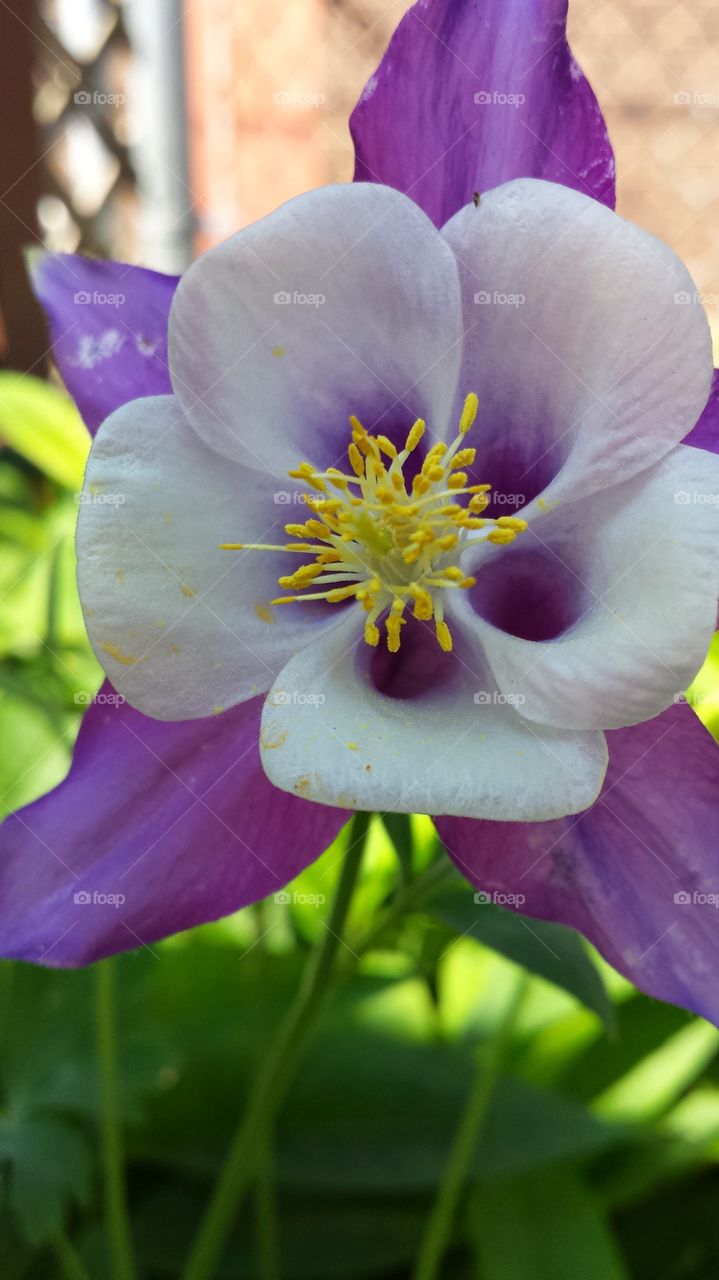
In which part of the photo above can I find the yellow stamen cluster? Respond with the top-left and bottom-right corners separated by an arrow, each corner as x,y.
221,393 -> 527,654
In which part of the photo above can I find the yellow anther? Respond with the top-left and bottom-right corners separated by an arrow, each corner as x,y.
310,498 -> 343,514
376,435 -> 397,460
348,442 -> 365,477
292,563 -> 325,582
403,546 -> 422,565
452,448 -> 476,468
287,462 -> 326,492
300,520 -> 327,540
405,418 -> 426,452
411,587 -> 434,620
436,620 -> 453,651
233,389 -> 527,657
354,432 -> 375,458
327,585 -> 362,602
386,599 -> 406,653
496,516 -> 528,531
459,392 -> 479,434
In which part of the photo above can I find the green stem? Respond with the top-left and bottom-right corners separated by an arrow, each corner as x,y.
95,959 -> 136,1280
412,975 -> 528,1280
357,849 -> 455,959
46,539 -> 63,652
254,1135 -> 281,1280
181,810 -> 371,1280
53,1234 -> 92,1280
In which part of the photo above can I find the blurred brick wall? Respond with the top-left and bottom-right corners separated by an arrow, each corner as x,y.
184,0 -> 327,250
188,0 -> 719,330
569,0 -> 719,336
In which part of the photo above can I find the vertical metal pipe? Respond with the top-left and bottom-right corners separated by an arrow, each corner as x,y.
123,0 -> 193,272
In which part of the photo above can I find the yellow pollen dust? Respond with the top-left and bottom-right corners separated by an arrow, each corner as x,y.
220,393 -> 528,654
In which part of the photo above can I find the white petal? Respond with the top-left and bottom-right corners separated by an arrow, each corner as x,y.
451,445 -> 719,730
259,615 -> 608,819
77,396 -> 342,720
168,183 -> 463,474
442,178 -> 712,505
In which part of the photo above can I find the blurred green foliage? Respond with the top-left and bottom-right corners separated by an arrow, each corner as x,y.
1,379 -> 719,1279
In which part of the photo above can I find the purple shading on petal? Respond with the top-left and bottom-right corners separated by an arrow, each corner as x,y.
351,0 -> 616,227
31,252 -> 178,435
369,614 -> 454,699
468,546 -> 587,642
684,368 -> 719,454
0,685 -> 349,967
437,704 -> 719,1023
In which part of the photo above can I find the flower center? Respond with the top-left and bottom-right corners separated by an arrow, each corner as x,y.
222,393 -> 527,653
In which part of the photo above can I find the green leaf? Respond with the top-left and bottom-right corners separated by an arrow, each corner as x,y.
133,1185 -> 428,1279
381,813 -> 414,882
593,1020 -> 719,1123
469,1168 -> 630,1280
0,690 -> 72,817
0,372 -> 89,490
426,887 -> 614,1030
0,1114 -> 92,1244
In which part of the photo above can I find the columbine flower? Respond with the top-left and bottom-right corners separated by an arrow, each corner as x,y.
73,173 -> 718,831
3,0 -> 719,1027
